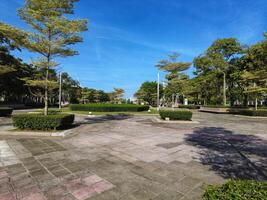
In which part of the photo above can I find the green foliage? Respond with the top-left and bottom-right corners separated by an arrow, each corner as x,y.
156,53 -> 191,75
134,81 -> 163,106
81,88 -> 110,103
203,180 -> 267,200
12,114 -> 74,130
156,53 -> 191,105
237,109 -> 267,117
0,107 -> 13,116
178,105 -> 200,109
108,88 -> 125,103
159,110 -> 192,120
202,105 -> 231,108
241,33 -> 267,96
69,104 -> 149,112
0,0 -> 87,115
61,72 -> 81,104
194,38 -> 244,106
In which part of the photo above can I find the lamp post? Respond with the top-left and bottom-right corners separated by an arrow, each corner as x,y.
157,72 -> 160,111
58,72 -> 62,109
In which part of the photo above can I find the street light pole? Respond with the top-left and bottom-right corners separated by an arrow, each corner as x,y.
157,72 -> 160,111
59,72 -> 62,109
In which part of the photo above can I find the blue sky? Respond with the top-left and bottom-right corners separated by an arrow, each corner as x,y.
0,0 -> 267,98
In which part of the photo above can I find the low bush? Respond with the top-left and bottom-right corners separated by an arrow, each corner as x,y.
178,105 -> 200,109
0,107 -> 13,116
159,110 -> 192,120
12,114 -> 74,130
203,180 -> 267,200
237,109 -> 267,117
202,105 -> 230,108
69,104 -> 149,112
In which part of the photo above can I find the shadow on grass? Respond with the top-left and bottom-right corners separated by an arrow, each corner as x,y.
77,113 -> 133,125
185,127 -> 267,181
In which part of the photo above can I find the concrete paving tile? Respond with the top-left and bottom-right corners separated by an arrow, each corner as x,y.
179,176 -> 203,188
152,191 -> 184,200
71,187 -> 97,200
82,175 -> 103,186
1,114 -> 266,199
129,189 -> 158,200
0,192 -> 16,200
92,180 -> 114,193
21,192 -> 46,200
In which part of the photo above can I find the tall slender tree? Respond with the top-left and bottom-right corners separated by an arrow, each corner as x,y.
156,53 -> 191,104
194,38 -> 243,105
0,0 -> 87,115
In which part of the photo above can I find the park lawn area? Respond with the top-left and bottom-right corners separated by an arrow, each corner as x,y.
34,107 -> 159,116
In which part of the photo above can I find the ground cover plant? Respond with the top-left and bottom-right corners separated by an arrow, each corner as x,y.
69,104 -> 149,112
12,114 -> 74,130
203,180 -> 267,200
159,110 -> 192,120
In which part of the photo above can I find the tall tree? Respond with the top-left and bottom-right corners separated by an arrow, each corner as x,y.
156,53 -> 191,105
0,0 -> 87,115
135,81 -> 163,106
194,38 -> 243,105
61,72 -> 81,103
109,88 -> 125,103
240,33 -> 267,109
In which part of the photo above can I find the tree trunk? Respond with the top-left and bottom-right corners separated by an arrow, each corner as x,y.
243,93 -> 248,107
255,97 -> 258,110
223,72 -> 226,106
44,67 -> 49,115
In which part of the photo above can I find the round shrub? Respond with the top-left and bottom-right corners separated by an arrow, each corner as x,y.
69,104 -> 149,112
203,180 -> 267,200
237,109 -> 267,117
12,114 -> 74,130
159,110 -> 192,120
0,107 -> 13,116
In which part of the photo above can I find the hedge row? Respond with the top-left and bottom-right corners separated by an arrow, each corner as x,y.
12,114 -> 75,130
159,110 -> 192,120
69,104 -> 149,112
203,180 -> 267,200
0,107 -> 13,116
178,105 -> 200,109
236,109 -> 267,117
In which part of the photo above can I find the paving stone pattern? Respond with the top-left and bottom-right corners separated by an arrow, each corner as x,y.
0,112 -> 266,199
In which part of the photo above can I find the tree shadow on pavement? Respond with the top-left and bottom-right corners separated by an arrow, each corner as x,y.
185,127 -> 267,181
77,114 -> 133,125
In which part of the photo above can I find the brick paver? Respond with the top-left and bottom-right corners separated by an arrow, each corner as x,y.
0,112 -> 266,199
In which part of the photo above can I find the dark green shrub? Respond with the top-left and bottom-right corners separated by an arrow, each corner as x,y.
203,180 -> 267,200
0,107 -> 13,116
12,114 -> 74,130
178,105 -> 200,109
202,105 -> 230,108
238,109 -> 267,117
69,104 -> 149,112
159,110 -> 192,120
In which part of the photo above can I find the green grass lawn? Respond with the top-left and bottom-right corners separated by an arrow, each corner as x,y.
34,107 -> 159,116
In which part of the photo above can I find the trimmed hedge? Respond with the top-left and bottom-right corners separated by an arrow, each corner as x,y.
0,107 -> 13,116
159,110 -> 192,120
203,180 -> 267,200
69,104 -> 149,112
237,109 -> 267,117
202,105 -> 230,108
178,105 -> 200,109
12,114 -> 74,130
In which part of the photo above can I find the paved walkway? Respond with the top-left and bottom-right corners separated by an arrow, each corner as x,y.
0,112 -> 266,200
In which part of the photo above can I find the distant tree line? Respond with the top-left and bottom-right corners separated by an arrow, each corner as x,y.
135,34 -> 267,109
